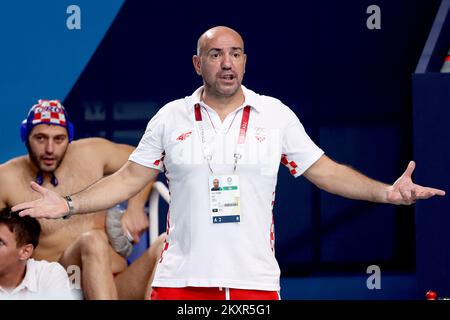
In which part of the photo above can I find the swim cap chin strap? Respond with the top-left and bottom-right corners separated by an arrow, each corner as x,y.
35,171 -> 59,187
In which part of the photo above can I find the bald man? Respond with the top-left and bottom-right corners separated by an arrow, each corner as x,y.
13,26 -> 445,300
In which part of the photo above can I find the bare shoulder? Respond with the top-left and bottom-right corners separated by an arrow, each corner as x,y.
67,138 -> 134,173
70,137 -> 111,150
0,156 -> 29,207
0,156 -> 29,179
70,137 -> 133,153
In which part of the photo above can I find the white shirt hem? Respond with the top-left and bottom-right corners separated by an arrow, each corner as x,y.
152,279 -> 280,291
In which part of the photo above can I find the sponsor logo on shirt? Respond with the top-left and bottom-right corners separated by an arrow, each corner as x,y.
176,131 -> 192,141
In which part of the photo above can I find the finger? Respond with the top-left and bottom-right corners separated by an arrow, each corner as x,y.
124,229 -> 136,243
416,187 -> 446,197
417,189 -> 445,200
12,203 -> 31,212
30,181 -> 47,195
403,161 -> 415,178
17,208 -> 34,217
415,191 -> 434,200
125,229 -> 132,242
12,200 -> 38,212
426,188 -> 446,196
130,228 -> 141,243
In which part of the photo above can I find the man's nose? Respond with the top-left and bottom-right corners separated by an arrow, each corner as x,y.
221,54 -> 232,69
45,140 -> 54,153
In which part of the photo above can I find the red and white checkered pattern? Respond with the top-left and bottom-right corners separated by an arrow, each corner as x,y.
280,154 -> 298,176
270,191 -> 276,253
159,208 -> 170,263
153,152 -> 165,167
31,100 -> 67,126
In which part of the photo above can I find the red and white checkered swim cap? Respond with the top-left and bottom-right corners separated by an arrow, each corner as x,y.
30,100 -> 67,125
21,99 -> 74,142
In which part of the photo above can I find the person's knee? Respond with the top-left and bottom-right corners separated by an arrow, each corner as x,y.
78,230 -> 110,257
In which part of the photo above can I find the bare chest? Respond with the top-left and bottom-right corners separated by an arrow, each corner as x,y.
7,161 -> 105,235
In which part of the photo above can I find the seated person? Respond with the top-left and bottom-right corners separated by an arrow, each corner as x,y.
0,100 -> 165,299
0,207 -> 79,299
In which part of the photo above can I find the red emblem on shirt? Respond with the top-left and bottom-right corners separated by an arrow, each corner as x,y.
176,131 -> 192,141
255,135 -> 266,142
254,127 -> 267,142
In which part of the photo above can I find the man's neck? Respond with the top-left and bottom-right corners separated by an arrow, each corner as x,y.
0,264 -> 27,290
201,87 -> 245,122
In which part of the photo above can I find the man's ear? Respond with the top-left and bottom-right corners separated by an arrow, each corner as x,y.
18,244 -> 34,261
192,55 -> 202,76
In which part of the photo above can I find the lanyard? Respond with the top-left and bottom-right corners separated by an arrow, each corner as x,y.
194,103 -> 251,173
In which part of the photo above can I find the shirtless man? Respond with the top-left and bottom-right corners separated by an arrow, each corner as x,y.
0,99 -> 164,299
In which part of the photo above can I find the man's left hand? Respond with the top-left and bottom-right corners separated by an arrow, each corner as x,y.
121,207 -> 149,243
387,161 -> 445,205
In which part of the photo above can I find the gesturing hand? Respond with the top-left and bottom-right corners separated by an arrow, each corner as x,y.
387,161 -> 445,205
11,181 -> 69,219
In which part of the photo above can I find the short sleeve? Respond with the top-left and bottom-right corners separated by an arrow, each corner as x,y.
281,113 -> 324,178
129,109 -> 166,172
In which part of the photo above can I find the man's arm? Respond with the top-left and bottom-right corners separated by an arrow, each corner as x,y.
97,138 -> 155,241
12,161 -> 159,219
303,155 -> 445,205
0,170 -> 7,209
0,162 -> 15,209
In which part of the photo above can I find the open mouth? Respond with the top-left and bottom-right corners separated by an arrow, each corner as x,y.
220,74 -> 236,82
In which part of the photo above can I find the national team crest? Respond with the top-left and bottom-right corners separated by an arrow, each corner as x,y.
254,127 -> 267,142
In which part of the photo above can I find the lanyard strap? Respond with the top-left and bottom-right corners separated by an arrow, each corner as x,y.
194,103 -> 251,173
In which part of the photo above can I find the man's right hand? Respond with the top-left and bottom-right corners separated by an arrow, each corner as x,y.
11,181 -> 70,219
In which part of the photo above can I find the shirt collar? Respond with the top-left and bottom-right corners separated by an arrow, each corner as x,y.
0,260 -> 37,295
189,85 -> 261,113
15,260 -> 38,293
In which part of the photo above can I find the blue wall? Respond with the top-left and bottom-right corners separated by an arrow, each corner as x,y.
0,0 -> 124,162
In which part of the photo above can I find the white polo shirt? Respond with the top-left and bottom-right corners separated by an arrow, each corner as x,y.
0,259 -> 79,300
130,85 -> 324,291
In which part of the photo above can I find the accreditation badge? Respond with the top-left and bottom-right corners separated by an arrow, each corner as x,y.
209,175 -> 241,224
